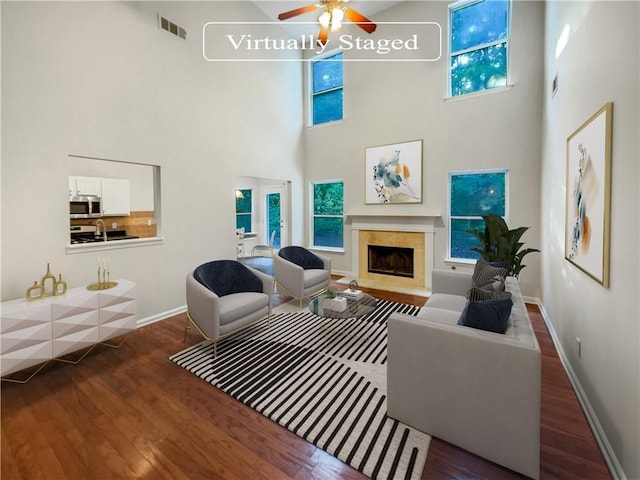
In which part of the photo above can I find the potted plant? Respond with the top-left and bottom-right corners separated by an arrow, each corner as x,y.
324,287 -> 347,311
466,213 -> 540,277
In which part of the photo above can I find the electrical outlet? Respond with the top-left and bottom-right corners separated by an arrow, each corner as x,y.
111,223 -> 118,229
576,337 -> 581,358
147,219 -> 152,226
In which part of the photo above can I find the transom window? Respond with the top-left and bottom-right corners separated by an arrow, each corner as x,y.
310,52 -> 343,125
311,180 -> 344,249
448,170 -> 507,260
449,0 -> 510,97
235,189 -> 252,233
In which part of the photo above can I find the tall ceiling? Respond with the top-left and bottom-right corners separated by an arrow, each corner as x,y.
252,1 -> 404,40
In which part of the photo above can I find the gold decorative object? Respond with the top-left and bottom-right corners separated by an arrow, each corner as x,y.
26,281 -> 44,301
87,256 -> 118,291
87,281 -> 118,291
26,263 -> 67,301
41,263 -> 57,297
55,274 -> 67,295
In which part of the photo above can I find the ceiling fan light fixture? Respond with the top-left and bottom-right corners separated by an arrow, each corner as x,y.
319,10 -> 331,28
331,7 -> 344,32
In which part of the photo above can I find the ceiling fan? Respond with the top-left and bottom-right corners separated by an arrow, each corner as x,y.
277,0 -> 377,46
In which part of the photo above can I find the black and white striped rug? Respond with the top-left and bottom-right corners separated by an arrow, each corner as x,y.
170,299 -> 430,480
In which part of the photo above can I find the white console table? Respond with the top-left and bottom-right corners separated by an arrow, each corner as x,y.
1,279 -> 136,381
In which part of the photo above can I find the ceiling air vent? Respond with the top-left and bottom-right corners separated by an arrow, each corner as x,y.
159,15 -> 186,40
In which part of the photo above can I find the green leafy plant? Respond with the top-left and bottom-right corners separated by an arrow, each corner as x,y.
324,287 -> 338,299
466,213 -> 540,277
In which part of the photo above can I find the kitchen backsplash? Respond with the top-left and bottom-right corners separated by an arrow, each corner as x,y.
70,211 -> 157,238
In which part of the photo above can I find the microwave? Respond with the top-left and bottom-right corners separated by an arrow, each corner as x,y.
69,195 -> 102,218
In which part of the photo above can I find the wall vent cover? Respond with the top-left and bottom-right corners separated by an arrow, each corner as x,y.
159,15 -> 186,40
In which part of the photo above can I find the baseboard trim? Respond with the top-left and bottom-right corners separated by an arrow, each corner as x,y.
137,305 -> 187,328
535,299 -> 626,480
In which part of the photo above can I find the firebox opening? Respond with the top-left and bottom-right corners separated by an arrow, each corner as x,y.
368,245 -> 414,278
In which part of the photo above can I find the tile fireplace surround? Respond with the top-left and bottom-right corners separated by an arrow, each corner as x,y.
346,214 -> 439,294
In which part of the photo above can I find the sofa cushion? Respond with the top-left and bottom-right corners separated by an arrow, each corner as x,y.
279,246 -> 324,270
472,259 -> 507,291
466,287 -> 513,302
416,306 -> 462,326
219,291 -> 269,325
303,268 -> 331,289
425,293 -> 468,313
194,260 -> 263,297
457,298 -> 514,334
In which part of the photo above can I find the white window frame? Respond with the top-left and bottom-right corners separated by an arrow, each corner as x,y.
448,0 -> 512,98
308,49 -> 344,127
235,187 -> 253,233
447,168 -> 509,263
309,179 -> 344,252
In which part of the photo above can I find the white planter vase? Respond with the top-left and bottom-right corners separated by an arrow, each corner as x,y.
324,296 -> 347,312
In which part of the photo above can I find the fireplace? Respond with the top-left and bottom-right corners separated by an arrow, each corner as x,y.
348,214 -> 438,292
356,229 -> 426,289
368,245 -> 414,278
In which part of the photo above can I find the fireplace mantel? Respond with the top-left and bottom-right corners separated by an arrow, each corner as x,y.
346,213 -> 441,222
346,213 -> 441,233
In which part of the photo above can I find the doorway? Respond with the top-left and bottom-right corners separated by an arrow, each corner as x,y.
261,185 -> 286,249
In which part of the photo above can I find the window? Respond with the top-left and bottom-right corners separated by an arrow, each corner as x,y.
235,189 -> 252,232
311,52 -> 343,125
312,181 -> 344,249
449,170 -> 507,260
449,0 -> 510,97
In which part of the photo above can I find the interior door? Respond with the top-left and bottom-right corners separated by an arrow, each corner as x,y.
261,185 -> 286,249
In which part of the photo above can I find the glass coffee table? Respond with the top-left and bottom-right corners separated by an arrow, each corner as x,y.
308,291 -> 378,320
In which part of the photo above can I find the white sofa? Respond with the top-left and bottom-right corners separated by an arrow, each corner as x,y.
387,269 -> 541,479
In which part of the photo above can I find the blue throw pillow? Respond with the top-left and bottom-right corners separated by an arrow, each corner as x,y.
457,298 -> 513,334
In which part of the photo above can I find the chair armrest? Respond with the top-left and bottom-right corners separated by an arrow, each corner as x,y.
387,312 -> 541,479
274,254 -> 304,297
186,271 -> 221,340
431,269 -> 473,296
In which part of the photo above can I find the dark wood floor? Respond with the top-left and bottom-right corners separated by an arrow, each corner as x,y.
1,277 -> 611,480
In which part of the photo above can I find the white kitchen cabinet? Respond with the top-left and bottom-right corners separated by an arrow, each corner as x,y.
72,176 -> 102,196
1,280 -> 137,378
68,176 -> 131,216
101,178 -> 130,216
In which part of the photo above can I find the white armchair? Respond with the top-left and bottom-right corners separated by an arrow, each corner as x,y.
274,246 -> 331,307
185,259 -> 273,356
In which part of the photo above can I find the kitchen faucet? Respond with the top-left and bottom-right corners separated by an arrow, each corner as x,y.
95,219 -> 107,241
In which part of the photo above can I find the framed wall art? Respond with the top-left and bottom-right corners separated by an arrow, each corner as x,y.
565,102 -> 613,287
365,139 -> 423,204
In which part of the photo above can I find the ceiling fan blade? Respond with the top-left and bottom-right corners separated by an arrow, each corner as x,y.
317,26 -> 329,46
278,4 -> 319,21
344,7 -> 377,33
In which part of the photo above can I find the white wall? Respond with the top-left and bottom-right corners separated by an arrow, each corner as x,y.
304,1 -> 544,297
541,1 -> 640,477
1,1 -> 304,319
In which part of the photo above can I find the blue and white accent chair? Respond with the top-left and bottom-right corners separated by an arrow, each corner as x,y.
274,246 -> 331,307
185,259 -> 273,356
